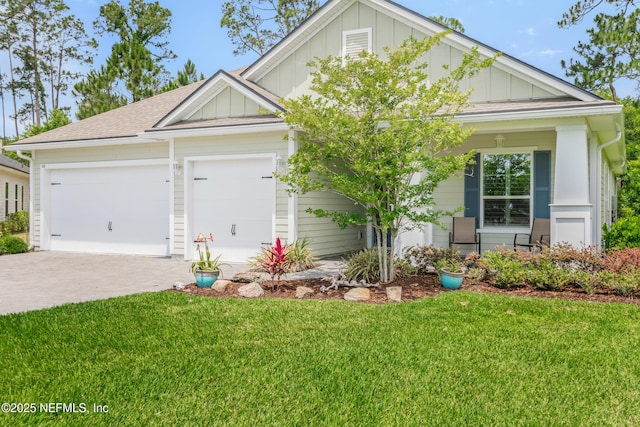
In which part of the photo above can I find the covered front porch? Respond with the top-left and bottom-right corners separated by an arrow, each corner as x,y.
397,102 -> 625,253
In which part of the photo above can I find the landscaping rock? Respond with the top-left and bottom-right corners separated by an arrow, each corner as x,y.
232,272 -> 262,283
212,279 -> 231,293
173,282 -> 186,290
238,282 -> 264,298
344,288 -> 370,302
295,286 -> 315,299
386,286 -> 402,303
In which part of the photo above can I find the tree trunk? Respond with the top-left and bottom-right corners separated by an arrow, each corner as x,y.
7,46 -> 19,137
31,24 -> 41,126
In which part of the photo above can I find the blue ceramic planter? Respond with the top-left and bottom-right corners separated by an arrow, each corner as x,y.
440,270 -> 464,290
194,270 -> 219,288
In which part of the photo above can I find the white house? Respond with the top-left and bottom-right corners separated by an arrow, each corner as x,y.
5,0 -> 625,260
0,154 -> 29,220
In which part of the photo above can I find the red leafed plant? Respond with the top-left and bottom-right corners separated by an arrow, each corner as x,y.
256,237 -> 291,289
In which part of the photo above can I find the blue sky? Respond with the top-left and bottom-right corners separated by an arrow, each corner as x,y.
2,0 -> 635,136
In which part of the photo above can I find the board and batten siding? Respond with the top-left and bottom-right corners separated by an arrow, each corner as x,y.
433,131 -> 556,252
255,1 -> 557,104
172,132 -> 289,257
186,86 -> 261,121
31,142 -> 169,250
297,190 -> 366,258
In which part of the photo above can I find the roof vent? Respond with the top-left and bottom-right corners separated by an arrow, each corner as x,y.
343,28 -> 372,60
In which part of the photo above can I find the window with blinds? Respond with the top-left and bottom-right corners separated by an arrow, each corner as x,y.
482,153 -> 532,227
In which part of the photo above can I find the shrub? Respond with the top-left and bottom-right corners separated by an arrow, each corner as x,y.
478,249 -> 528,289
568,270 -> 597,294
540,244 -> 604,273
253,238 -> 290,285
0,211 -> 29,234
286,238 -> 317,272
597,270 -> 640,297
603,247 -> 640,273
403,245 -> 460,274
344,248 -> 381,283
344,249 -> 411,283
526,259 -> 570,291
0,236 -> 28,254
603,216 -> 640,249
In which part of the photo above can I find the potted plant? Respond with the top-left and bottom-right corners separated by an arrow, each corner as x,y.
191,233 -> 227,288
435,257 -> 466,290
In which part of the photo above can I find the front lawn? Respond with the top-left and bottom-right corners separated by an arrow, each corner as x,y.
1,292 -> 639,426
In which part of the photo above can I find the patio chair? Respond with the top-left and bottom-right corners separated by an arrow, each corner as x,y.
514,218 -> 550,251
449,217 -> 480,253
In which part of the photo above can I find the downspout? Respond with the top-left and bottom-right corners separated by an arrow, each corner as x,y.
596,126 -> 622,248
10,149 -> 35,250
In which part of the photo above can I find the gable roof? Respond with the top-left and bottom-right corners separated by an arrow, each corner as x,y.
155,69 -> 284,128
6,0 -> 622,151
13,81 -> 206,145
0,154 -> 29,174
241,0 -> 600,103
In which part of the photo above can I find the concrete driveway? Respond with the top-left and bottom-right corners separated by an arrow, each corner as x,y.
0,251 -> 247,315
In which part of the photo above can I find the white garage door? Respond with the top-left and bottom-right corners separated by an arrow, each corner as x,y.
191,157 -> 274,262
49,164 -> 170,256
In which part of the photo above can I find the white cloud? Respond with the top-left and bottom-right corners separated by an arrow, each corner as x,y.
538,49 -> 563,56
520,27 -> 537,36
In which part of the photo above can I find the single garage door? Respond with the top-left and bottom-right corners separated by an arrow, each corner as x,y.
49,164 -> 170,255
191,157 -> 274,262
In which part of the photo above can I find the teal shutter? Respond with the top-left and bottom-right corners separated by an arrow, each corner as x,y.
533,151 -> 551,219
464,153 -> 481,228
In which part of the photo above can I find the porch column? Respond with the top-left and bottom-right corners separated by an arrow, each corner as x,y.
550,125 -> 593,246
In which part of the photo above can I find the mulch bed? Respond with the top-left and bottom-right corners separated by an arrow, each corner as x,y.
171,274 -> 640,306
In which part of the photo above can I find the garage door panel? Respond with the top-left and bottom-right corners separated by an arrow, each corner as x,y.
191,157 -> 274,262
49,164 -> 169,256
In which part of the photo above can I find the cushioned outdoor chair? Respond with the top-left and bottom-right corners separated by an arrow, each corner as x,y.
449,217 -> 480,253
514,218 -> 550,251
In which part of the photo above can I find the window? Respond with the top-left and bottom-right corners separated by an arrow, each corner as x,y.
4,182 -> 8,217
482,153 -> 531,227
21,186 -> 24,211
15,184 -> 18,212
464,150 -> 550,229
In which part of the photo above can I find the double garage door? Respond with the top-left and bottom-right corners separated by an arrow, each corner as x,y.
46,157 -> 274,260
48,163 -> 170,256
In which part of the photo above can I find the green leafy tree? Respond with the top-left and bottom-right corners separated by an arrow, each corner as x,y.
560,9 -> 640,102
618,97 -> 640,216
558,0 -> 637,27
21,106 -> 70,138
220,0 -> 320,56
93,0 -> 176,103
278,34 -> 495,282
161,59 -> 205,93
0,0 -> 93,129
72,65 -> 127,119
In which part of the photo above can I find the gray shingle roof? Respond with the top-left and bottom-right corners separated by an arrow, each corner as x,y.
15,81 -> 206,145
0,154 -> 29,174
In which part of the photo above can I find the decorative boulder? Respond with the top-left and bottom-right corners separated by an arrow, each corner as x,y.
212,279 -> 231,293
295,286 -> 315,299
344,288 -> 370,302
232,272 -> 262,283
238,282 -> 264,298
386,286 -> 402,303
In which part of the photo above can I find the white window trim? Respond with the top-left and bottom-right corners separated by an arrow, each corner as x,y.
478,147 -> 537,232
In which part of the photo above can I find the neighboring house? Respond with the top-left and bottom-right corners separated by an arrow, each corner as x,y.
5,0 -> 625,261
0,154 -> 29,220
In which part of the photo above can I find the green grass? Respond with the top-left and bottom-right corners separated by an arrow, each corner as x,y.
1,292 -> 640,426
